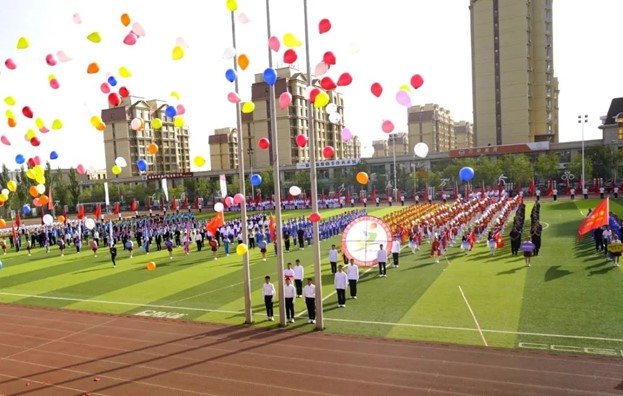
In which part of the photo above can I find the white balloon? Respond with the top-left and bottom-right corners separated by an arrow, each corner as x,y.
214,202 -> 224,212
222,47 -> 236,60
36,184 -> 46,194
414,142 -> 429,158
238,13 -> 251,24
130,117 -> 143,131
329,112 -> 342,124
115,157 -> 127,167
85,218 -> 95,230
1,188 -> 8,197
43,214 -> 53,226
289,185 -> 302,196
314,61 -> 329,76
325,103 -> 338,114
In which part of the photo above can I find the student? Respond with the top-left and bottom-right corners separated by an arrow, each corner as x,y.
328,244 -> 339,274
303,278 -> 316,324
262,275 -> 275,321
347,258 -> 359,299
611,234 -> 621,267
377,244 -> 387,277
209,238 -> 219,260
284,277 -> 296,323
110,244 -> 117,268
293,259 -> 304,298
521,240 -> 535,267
430,236 -> 441,264
58,238 -> 65,257
223,236 -> 231,256
90,240 -> 98,257
125,239 -> 134,258
487,231 -> 496,256
26,239 -> 32,257
283,262 -> 295,281
334,265 -> 348,308
0,238 -> 6,255
461,235 -> 471,255
391,238 -> 401,268
258,238 -> 267,261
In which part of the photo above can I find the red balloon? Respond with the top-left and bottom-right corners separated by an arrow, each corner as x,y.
119,86 -> 130,97
322,145 -> 334,159
337,73 -> 352,87
49,79 -> 60,89
108,93 -> 121,106
309,88 -> 320,103
5,58 -> 16,70
320,77 -> 336,91
27,158 -> 36,168
30,137 -> 41,147
33,155 -> 41,165
371,82 -> 383,97
323,51 -> 336,66
319,18 -> 332,34
100,83 -> 111,94
295,134 -> 308,148
45,54 -> 57,66
22,106 -> 33,118
283,49 -> 297,64
309,212 -> 321,223
258,137 -> 270,150
410,74 -> 424,89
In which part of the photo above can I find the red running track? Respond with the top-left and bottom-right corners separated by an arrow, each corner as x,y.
0,304 -> 621,395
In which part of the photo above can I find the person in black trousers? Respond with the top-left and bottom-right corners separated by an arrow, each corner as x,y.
297,227 -> 305,250
531,223 -> 542,256
510,227 -> 521,255
110,244 -> 117,268
303,278 -> 316,324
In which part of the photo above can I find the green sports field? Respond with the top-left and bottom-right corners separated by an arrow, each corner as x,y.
0,200 -> 622,358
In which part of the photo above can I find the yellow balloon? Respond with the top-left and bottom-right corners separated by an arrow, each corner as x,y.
112,165 -> 122,175
283,33 -> 302,48
174,116 -> 184,128
26,129 -> 37,140
4,96 -> 15,106
236,243 -> 248,255
26,169 -> 36,180
16,37 -> 29,49
87,32 -> 101,43
52,119 -> 63,130
48,74 -> 56,82
0,193 -> 7,203
119,66 -> 132,78
170,91 -> 180,101
35,117 -> 45,129
35,175 -> 46,185
152,118 -> 162,129
241,101 -> 255,114
172,46 -> 184,60
194,156 -> 206,167
314,91 -> 330,109
5,109 -> 15,119
90,115 -> 103,127
399,84 -> 412,93
226,0 -> 238,12
7,180 -> 17,192
33,165 -> 44,176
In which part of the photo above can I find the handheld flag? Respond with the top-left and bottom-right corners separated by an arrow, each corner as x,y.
578,198 -> 609,238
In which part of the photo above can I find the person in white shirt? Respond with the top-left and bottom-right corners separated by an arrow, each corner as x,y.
583,187 -> 588,199
334,265 -> 349,308
614,186 -> 619,199
552,188 -> 558,201
284,278 -> 296,323
535,189 -> 541,202
391,238 -> 401,268
377,244 -> 387,277
284,262 -> 295,281
570,187 -> 576,200
303,278 -> 316,324
262,276 -> 275,321
293,259 -> 304,298
328,244 -> 339,274
346,259 -> 359,299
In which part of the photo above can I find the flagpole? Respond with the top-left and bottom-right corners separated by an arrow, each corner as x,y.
303,0 -> 324,330
265,0 -> 286,327
230,6 -> 253,324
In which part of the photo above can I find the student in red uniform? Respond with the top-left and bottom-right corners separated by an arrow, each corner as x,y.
209,238 -> 219,260
431,236 -> 442,264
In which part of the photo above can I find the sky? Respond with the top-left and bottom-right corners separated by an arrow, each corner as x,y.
0,0 -> 621,173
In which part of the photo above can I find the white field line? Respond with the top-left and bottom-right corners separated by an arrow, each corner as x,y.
458,286 -> 488,347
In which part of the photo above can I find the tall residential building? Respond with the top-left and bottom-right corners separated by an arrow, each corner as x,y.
208,127 -> 239,171
408,104 -> 455,153
101,96 -> 191,179
454,121 -> 475,149
372,133 -> 409,158
470,0 -> 558,146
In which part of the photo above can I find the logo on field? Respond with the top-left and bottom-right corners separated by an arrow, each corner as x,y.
341,216 -> 393,267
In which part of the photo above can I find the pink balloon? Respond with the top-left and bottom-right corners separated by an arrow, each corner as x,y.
382,120 -> 395,134
279,92 -> 292,110
5,58 -> 16,70
0,135 -> 10,145
77,164 -> 86,175
340,128 -> 352,141
45,54 -> 57,66
123,32 -> 138,45
410,74 -> 424,89
33,198 -> 41,207
224,196 -> 234,207
56,51 -> 72,62
175,37 -> 188,48
371,82 -> 383,97
227,92 -> 241,103
396,90 -> 412,107
314,61 -> 329,76
233,193 -> 244,204
295,134 -> 308,148
100,83 -> 111,93
131,22 -> 146,37
268,36 -> 280,52
39,127 -> 49,133
33,155 -> 41,165
176,104 -> 186,115
49,79 -> 60,89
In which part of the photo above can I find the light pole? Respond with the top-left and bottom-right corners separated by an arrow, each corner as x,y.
578,115 -> 588,190
247,147 -> 255,200
390,133 -> 398,201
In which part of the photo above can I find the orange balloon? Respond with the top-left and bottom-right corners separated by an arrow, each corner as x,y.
0,219 -> 6,228
237,54 -> 249,70
146,261 -> 156,271
120,13 -> 131,27
95,122 -> 106,131
7,118 -> 16,128
87,62 -> 100,74
356,172 -> 369,185
38,194 -> 49,205
57,215 -> 65,223
148,143 -> 159,154
29,186 -> 39,198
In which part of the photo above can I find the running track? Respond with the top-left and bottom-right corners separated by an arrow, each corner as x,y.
0,304 -> 621,395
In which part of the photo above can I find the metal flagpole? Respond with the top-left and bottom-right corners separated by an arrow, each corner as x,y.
230,6 -> 253,324
265,0 -> 286,327
303,0 -> 324,330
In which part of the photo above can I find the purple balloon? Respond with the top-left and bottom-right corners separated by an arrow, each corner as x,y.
340,128 -> 352,141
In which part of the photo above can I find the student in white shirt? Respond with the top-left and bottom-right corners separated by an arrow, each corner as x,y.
284,278 -> 296,323
293,259 -> 304,298
283,262 -> 295,281
334,265 -> 349,308
303,278 -> 316,324
391,238 -> 401,267
346,258 -> 359,299
377,244 -> 387,277
328,244 -> 339,274
262,276 -> 275,321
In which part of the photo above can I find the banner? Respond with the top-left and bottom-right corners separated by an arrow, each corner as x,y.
161,178 -> 169,202
219,174 -> 227,198
104,182 -> 110,207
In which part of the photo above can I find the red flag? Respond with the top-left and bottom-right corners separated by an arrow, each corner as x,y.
371,186 -> 377,202
171,199 -> 178,210
130,199 -> 137,212
345,190 -> 351,204
77,204 -> 85,219
62,208 -> 67,224
594,178 -> 600,194
254,191 -> 262,206
193,197 -> 199,209
206,211 -> 224,236
93,203 -> 101,219
565,177 -> 570,196
528,179 -> 535,197
12,221 -> 17,245
516,181 -> 522,196
578,198 -> 609,238
182,196 -> 188,209
146,199 -> 151,210
454,181 -> 459,200
423,185 -> 429,202
113,202 -> 120,215
269,214 -> 276,241
546,180 -> 553,197
15,213 -> 21,227
47,186 -> 54,211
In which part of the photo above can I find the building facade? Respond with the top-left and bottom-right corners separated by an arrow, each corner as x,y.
208,127 -> 239,171
408,104 -> 457,153
470,0 -> 558,146
372,133 -> 409,158
101,96 -> 191,179
454,121 -> 475,149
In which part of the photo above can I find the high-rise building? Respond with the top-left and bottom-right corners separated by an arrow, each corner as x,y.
470,0 -> 558,146
454,121 -> 475,149
208,127 -> 239,171
408,104 -> 456,153
101,96 -> 191,179
372,133 -> 409,158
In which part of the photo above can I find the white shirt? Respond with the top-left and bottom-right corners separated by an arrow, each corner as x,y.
284,283 -> 296,298
293,264 -> 304,280
328,248 -> 338,262
600,187 -> 605,193
284,268 -> 295,279
303,284 -> 316,298
571,188 -> 576,194
377,249 -> 387,262
346,264 -> 359,280
262,283 -> 275,297
391,240 -> 401,253
553,189 -> 557,195
334,271 -> 348,289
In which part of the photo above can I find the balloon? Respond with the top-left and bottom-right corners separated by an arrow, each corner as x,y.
7,119 -> 16,128
399,84 -> 411,93
237,54 -> 249,70
77,164 -> 86,175
236,243 -> 248,256
50,151 -> 59,160
174,116 -> 184,128
172,46 -> 184,60
165,106 -> 177,117
194,156 -> 206,167
147,261 -> 157,271
99,83 -> 111,94
226,0 -> 238,11
72,12 -> 82,24
115,157 -> 127,167
87,32 -> 101,43
26,129 -> 37,140
7,180 -> 16,192
382,120 -> 395,133
137,159 -> 148,172
87,62 -> 100,74
356,172 -> 369,185
15,154 -> 25,165
33,164 -> 43,175
314,61 -> 329,76
51,119 -> 63,130
283,33 -> 302,47
268,36 -> 280,52
0,194 -> 7,203
319,18 -> 332,34
123,32 -> 138,45
340,128 -> 352,141
107,76 -> 118,86
29,186 -> 39,198
459,167 -> 475,182
224,196 -> 234,207
326,103 -> 338,114
56,50 -> 72,62
148,143 -> 159,154
119,86 -> 130,97
289,186 -> 302,196
222,47 -> 236,59
258,138 -> 270,150
30,137 -> 41,147
1,136 -> 10,146
328,112 -> 342,124
214,202 -> 224,212
279,92 -> 292,110
23,204 -> 31,214
16,37 -> 29,49
414,142 -> 429,158
49,79 -> 60,89
152,118 -> 162,129
57,215 -> 65,223
263,68 -> 277,86
226,92 -> 240,104
4,96 -> 15,106
119,66 -> 132,78
410,74 -> 424,89
112,165 -> 122,175
132,22 -> 146,37
108,93 -> 120,106
120,13 -> 131,27
283,49 -> 297,64
176,104 -> 186,115
323,146 -> 335,159
0,219 -> 5,227
36,184 -> 45,194
396,90 -> 412,107
43,214 -> 53,226
233,193 -> 244,204
238,12 -> 250,23
225,68 -> 237,82
309,212 -> 321,223
22,106 -> 33,118
5,58 -> 16,70
323,51 -> 336,65
337,73 -> 353,86
242,102 -> 255,114
314,92 -> 330,108
250,174 -> 262,187
320,77 -> 336,91
35,175 -> 45,185
175,37 -> 188,48
296,134 -> 308,147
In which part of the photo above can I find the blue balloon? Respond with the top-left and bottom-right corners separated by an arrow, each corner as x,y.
0,261 -> 3,270
459,166 -> 475,182
50,151 -> 59,160
107,76 -> 118,87
263,68 -> 277,86
165,105 -> 177,118
22,204 -> 31,215
250,174 -> 262,187
15,154 -> 25,165
137,159 -> 148,172
225,68 -> 237,83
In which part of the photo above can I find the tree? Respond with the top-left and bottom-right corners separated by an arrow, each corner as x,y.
586,145 -> 623,182
566,153 -> 593,184
292,170 -> 311,193
442,158 -> 478,182
498,154 -> 534,184
534,153 -> 561,181
67,167 -> 81,208
473,156 -> 502,186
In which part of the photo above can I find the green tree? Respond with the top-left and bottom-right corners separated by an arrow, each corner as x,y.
534,152 -> 561,181
586,145 -> 623,182
292,170 -> 311,193
442,158 -> 478,182
473,156 -> 502,186
566,153 -> 593,183
498,154 -> 534,184
67,168 -> 81,207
